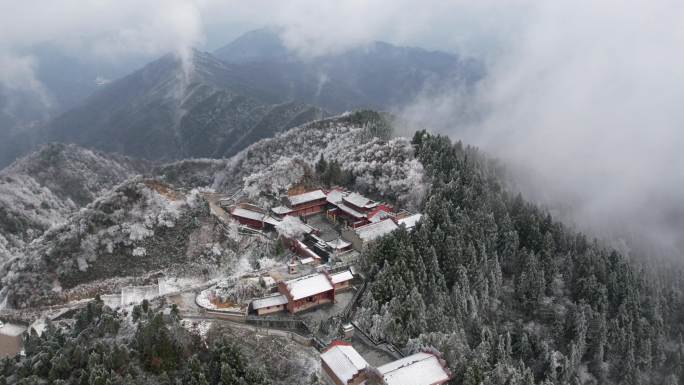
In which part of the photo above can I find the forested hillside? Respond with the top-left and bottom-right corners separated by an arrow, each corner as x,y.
2,114 -> 682,385
0,178 -> 235,309
0,298 -> 274,385
355,131 -> 684,385
0,143 -> 144,255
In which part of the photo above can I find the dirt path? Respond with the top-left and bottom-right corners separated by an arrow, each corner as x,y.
202,192 -> 232,223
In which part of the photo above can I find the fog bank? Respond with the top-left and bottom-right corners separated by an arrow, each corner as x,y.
403,1 -> 684,259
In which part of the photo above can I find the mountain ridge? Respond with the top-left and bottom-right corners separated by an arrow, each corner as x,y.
43,49 -> 326,162
214,28 -> 484,114
0,29 -> 483,168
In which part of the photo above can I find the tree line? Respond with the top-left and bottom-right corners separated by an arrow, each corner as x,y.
355,131 -> 684,385
1,297 -> 271,385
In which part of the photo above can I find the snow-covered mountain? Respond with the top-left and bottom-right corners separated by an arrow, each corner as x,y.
43,49 -> 325,163
157,111 -> 426,211
1,30 -> 483,169
0,113 -> 421,309
0,143 -> 145,255
0,177 -> 236,309
215,28 -> 484,114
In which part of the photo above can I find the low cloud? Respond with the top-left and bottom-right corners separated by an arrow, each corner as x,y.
0,53 -> 52,114
402,1 -> 684,258
0,0 -> 205,116
2,1 -> 682,257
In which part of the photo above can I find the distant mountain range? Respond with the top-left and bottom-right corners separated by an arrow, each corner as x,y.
0,28 -> 483,167
214,28 -> 484,113
44,50 -> 324,162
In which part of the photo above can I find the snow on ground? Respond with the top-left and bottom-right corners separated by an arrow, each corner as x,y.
158,276 -> 207,295
121,285 -> 159,305
195,289 -> 217,310
256,256 -> 279,270
207,324 -> 322,385
232,253 -> 253,279
181,319 -> 213,339
275,216 -> 311,239
216,117 -> 427,210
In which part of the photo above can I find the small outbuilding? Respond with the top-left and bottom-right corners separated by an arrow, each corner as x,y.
278,273 -> 335,313
330,270 -> 354,291
321,341 -> 369,385
376,352 -> 453,385
342,218 -> 399,250
395,213 -> 422,230
251,294 -> 289,315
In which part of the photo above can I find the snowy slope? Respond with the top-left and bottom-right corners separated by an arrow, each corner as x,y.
0,178 -> 234,309
216,113 -> 427,210
157,113 -> 427,209
0,112 -> 426,310
0,143 -> 145,253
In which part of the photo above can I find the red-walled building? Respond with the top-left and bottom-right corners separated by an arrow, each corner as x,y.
366,204 -> 395,223
230,205 -> 267,229
320,341 -> 369,385
277,273 -> 335,313
341,192 -> 378,213
292,239 -> 323,265
285,189 -> 328,217
229,204 -> 280,230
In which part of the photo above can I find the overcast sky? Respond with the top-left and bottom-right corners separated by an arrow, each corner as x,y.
2,0 -> 683,258
400,1 -> 684,258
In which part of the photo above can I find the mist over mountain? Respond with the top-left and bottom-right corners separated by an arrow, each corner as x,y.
0,43 -> 151,167
0,3 -> 683,384
215,28 -> 484,113
41,49 -> 323,162
0,29 -> 481,168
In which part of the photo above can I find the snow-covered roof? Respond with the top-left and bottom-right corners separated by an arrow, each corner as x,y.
0,322 -> 26,337
343,192 -> 373,208
337,202 -> 366,219
368,209 -> 393,223
327,238 -> 351,250
397,213 -> 422,229
326,189 -> 346,204
231,207 -> 264,222
263,216 -> 281,226
271,205 -> 293,215
300,257 -> 315,264
276,216 -> 315,238
377,352 -> 451,385
252,294 -> 288,310
321,343 -> 369,384
284,273 -> 334,300
287,189 -> 326,206
296,239 -> 323,261
331,270 -> 354,284
355,219 -> 399,242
